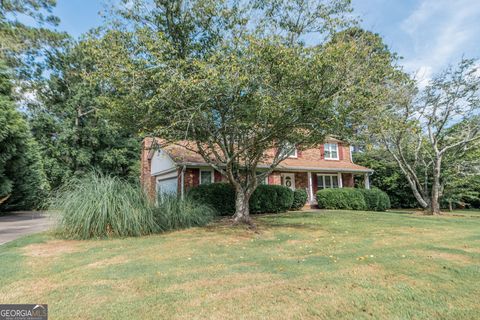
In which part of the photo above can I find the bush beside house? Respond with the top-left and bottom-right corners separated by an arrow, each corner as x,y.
291,189 -> 308,210
188,183 -> 295,215
316,188 -> 390,211
188,183 -> 236,215
250,185 -> 294,213
51,174 -> 215,239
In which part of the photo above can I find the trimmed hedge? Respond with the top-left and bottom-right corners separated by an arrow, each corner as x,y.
291,189 -> 308,210
316,187 -> 390,211
317,188 -> 366,210
188,183 -> 235,215
188,183 -> 294,215
360,188 -> 391,211
250,184 -> 294,213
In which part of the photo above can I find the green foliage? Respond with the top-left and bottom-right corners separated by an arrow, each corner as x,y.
316,187 -> 390,211
29,41 -> 140,189
250,185 -> 294,214
316,188 -> 367,210
188,183 -> 235,215
291,189 -> 308,210
188,183 -> 294,214
354,150 -> 417,208
0,61 -> 49,211
359,188 -> 391,211
0,0 -> 66,75
50,174 -> 158,239
154,195 -> 215,231
83,1 -> 400,221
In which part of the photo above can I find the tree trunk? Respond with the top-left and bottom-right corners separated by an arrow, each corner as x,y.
233,189 -> 253,225
448,201 -> 453,212
429,157 -> 442,215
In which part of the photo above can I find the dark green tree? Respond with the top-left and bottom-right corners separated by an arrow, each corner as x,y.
0,61 -> 49,210
354,149 -> 418,208
28,41 -> 140,189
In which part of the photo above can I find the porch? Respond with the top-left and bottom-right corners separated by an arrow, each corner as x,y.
268,170 -> 372,205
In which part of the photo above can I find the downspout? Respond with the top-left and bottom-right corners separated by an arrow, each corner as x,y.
180,165 -> 186,200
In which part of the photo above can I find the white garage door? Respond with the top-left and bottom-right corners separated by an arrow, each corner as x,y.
156,177 -> 177,196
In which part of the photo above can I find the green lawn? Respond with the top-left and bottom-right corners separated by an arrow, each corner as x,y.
1,210 -> 480,319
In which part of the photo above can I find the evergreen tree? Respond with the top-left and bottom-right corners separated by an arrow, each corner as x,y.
29,41 -> 140,189
0,61 -> 49,211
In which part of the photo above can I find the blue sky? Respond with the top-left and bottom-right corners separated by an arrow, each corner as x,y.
52,0 -> 480,81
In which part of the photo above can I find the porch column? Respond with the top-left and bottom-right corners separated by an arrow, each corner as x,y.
307,172 -> 314,204
364,173 -> 370,189
337,172 -> 343,188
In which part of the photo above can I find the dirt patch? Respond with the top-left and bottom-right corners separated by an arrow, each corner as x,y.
22,240 -> 84,258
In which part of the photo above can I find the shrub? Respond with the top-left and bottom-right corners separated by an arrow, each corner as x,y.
250,185 -> 294,213
316,188 -> 367,210
291,189 -> 308,210
50,174 -> 158,239
188,183 -> 235,215
154,195 -> 215,230
189,183 -> 294,215
360,188 -> 391,211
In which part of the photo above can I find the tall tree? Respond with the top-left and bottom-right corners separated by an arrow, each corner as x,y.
373,59 -> 480,214
0,0 -> 65,77
28,41 -> 140,189
0,61 -> 49,211
87,0 -> 399,224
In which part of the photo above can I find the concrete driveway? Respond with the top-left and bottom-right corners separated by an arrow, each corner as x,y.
0,212 -> 55,245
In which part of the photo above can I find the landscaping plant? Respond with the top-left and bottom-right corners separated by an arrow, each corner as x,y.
50,173 -> 158,239
154,195 -> 216,231
291,189 -> 308,210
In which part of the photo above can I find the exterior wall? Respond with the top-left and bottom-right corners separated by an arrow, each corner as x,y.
294,172 -> 308,191
342,173 -> 354,187
184,168 -> 199,192
268,171 -> 282,185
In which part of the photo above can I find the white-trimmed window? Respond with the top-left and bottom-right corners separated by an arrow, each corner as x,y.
324,143 -> 339,160
200,169 -> 214,185
317,174 -> 339,189
288,148 -> 297,158
283,142 -> 297,158
256,172 -> 269,185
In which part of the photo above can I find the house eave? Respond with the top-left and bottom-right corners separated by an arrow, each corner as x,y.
176,162 -> 373,173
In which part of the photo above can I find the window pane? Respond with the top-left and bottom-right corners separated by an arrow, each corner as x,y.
317,175 -> 324,188
325,176 -> 331,188
200,171 -> 212,185
332,176 -> 339,188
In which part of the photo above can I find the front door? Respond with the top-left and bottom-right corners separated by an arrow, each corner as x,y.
281,173 -> 295,190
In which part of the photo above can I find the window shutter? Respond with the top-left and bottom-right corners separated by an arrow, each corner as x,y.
192,168 -> 200,186
214,170 -> 222,182
268,174 -> 273,185
339,144 -> 344,160
312,174 -> 318,194
319,145 -> 324,159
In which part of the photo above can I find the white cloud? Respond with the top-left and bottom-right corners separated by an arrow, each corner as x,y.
400,0 -> 480,86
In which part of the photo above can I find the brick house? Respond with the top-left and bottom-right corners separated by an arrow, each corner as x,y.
141,137 -> 373,206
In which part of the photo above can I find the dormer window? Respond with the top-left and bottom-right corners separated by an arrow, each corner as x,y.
284,143 -> 297,158
324,143 -> 339,160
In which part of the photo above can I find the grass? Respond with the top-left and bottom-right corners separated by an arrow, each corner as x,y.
1,209 -> 480,319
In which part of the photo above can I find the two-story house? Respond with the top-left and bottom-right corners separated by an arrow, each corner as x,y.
141,137 -> 373,207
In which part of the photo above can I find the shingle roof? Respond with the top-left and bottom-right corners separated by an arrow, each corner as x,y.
144,138 -> 372,173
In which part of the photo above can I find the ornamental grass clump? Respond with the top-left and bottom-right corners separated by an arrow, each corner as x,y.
154,195 -> 216,231
50,173 -> 159,239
